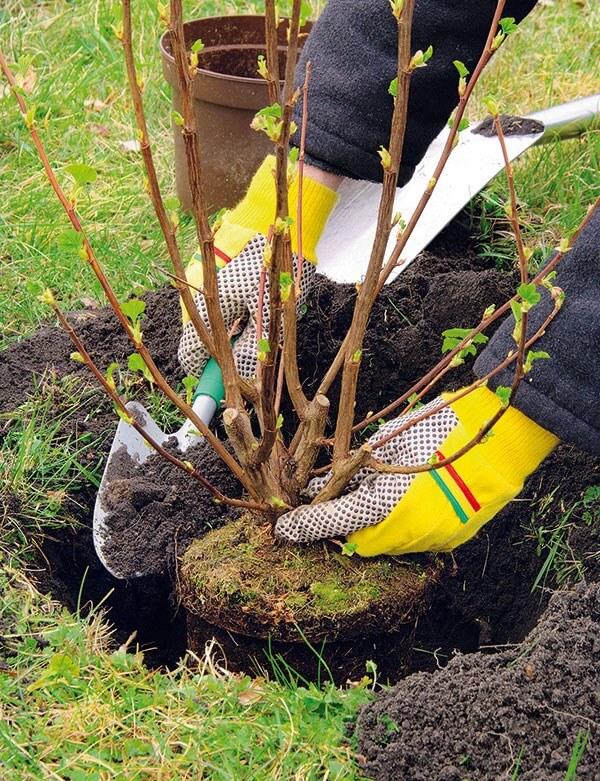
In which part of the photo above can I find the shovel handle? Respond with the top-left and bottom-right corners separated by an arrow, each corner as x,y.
192,356 -> 225,406
529,93 -> 600,144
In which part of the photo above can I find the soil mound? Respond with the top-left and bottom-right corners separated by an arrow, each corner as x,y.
98,440 -> 241,578
356,581 -> 600,780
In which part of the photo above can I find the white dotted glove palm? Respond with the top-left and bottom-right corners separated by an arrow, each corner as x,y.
178,156 -> 338,380
179,235 -> 315,380
275,387 -> 558,556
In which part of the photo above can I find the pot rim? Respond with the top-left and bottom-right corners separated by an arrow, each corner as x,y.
159,14 -> 301,86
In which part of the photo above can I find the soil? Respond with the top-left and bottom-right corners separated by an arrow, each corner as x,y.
197,45 -> 289,80
98,440 -> 241,578
356,581 -> 600,781
472,114 -> 545,138
2,216 -> 598,768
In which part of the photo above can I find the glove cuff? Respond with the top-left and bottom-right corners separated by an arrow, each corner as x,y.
444,386 -> 559,485
219,155 -> 339,263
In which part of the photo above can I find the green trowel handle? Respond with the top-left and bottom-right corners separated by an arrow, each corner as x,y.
192,357 -> 225,406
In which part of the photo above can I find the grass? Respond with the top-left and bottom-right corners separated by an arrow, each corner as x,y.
520,484 -> 599,595
0,567 -> 374,780
0,0 -> 598,777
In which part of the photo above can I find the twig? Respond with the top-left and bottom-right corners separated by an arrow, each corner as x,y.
51,298 -> 265,511
316,0 -> 509,399
168,0 -> 247,413
152,263 -> 202,294
264,0 -> 281,105
0,47 -> 258,499
121,0 -> 216,362
252,0 -> 303,467
330,0 -> 415,465
312,296 -> 562,475
295,59 -> 312,293
326,108 -> 551,481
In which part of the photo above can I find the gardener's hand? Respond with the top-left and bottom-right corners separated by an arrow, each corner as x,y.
275,387 -> 558,556
178,156 -> 339,379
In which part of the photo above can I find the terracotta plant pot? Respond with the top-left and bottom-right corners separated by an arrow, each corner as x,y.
160,15 -> 310,214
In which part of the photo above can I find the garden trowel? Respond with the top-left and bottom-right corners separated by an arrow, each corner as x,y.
93,357 -> 224,578
94,93 -> 598,579
317,93 -> 600,283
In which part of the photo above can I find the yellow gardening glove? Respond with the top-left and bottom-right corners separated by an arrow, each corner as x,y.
275,387 -> 559,555
178,155 -> 339,379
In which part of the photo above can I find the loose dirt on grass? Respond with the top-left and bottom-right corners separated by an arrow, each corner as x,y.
356,581 -> 600,781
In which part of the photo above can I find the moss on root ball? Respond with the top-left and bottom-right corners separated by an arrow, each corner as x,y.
179,512 -> 441,644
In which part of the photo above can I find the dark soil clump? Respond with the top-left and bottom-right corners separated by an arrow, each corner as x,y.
356,581 -> 600,780
473,114 -> 545,137
98,440 -> 241,578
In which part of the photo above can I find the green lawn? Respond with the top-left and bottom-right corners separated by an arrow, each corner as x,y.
0,1 -> 598,778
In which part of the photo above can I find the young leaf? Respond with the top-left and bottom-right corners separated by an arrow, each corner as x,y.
57,228 -> 84,252
164,196 -> 180,211
128,352 -> 154,384
510,300 -> 523,343
257,54 -> 269,80
448,117 -> 469,133
407,392 -> 424,410
115,406 -> 134,425
70,351 -> 85,364
65,163 -> 98,187
389,0 -> 405,20
191,38 -> 205,53
105,362 -> 120,390
254,103 -> 282,119
495,386 -> 512,408
257,338 -> 271,362
499,17 -> 518,35
276,414 -> 284,430
441,327 -> 488,355
410,46 -> 433,70
171,110 -> 184,127
454,61 -> 469,80
182,374 -> 199,405
26,279 -> 44,296
378,146 -> 392,170
523,350 -> 550,374
38,288 -> 56,306
300,0 -> 312,27
483,95 -> 499,117
388,77 -> 398,97
120,298 -> 146,325
517,282 -> 541,312
279,272 -> 294,302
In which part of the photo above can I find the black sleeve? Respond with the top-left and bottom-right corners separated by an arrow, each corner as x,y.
292,0 -> 538,184
474,204 -> 600,455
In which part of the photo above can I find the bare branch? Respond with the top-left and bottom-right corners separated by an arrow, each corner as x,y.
168,0 -> 247,413
330,0 -> 416,465
121,0 -> 216,361
51,298 -> 265,511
